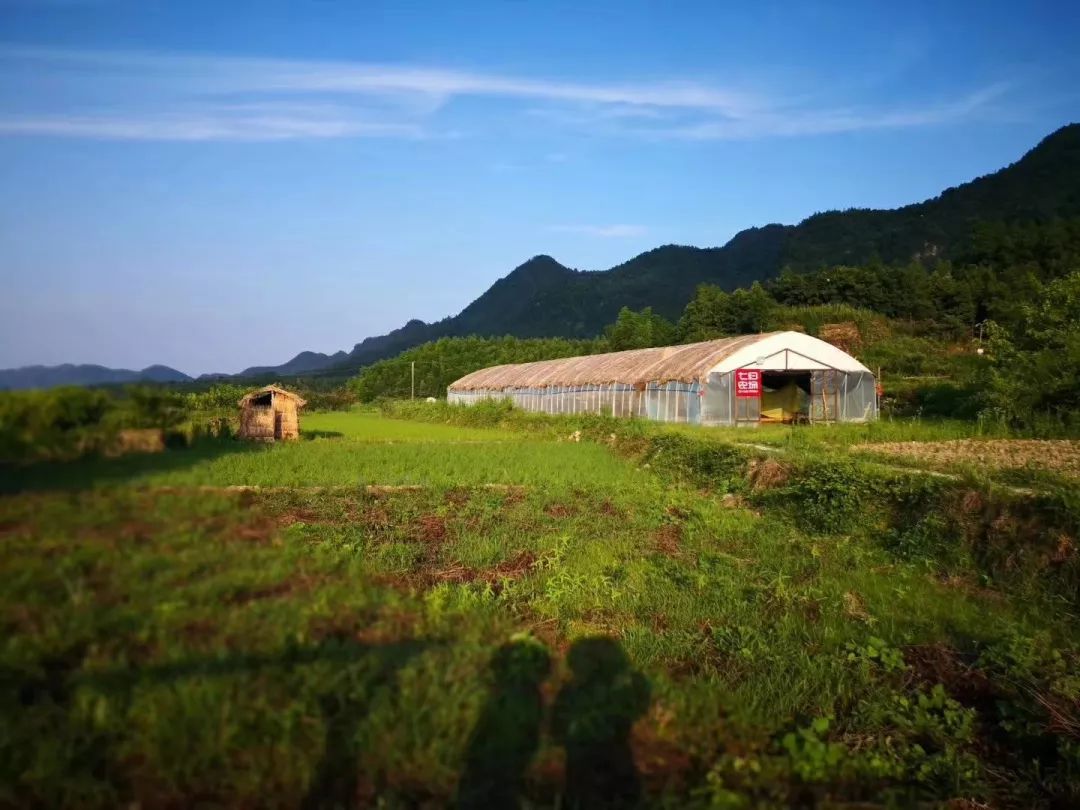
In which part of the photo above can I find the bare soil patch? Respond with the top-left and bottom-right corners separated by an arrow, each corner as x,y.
225,575 -> 321,606
431,550 -> 539,589
544,503 -> 576,519
412,515 -> 448,544
903,643 -> 995,708
230,519 -> 280,545
654,524 -> 683,557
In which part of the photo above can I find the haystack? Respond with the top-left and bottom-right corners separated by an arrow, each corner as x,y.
818,322 -> 863,354
238,385 -> 306,442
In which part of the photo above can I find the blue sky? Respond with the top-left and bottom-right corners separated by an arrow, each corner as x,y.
1,0 -> 1077,375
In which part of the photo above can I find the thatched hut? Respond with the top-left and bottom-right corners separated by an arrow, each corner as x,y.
238,385 -> 306,441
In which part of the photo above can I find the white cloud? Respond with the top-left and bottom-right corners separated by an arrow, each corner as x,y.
0,106 -> 422,141
550,224 -> 649,238
0,45 -> 1015,143
648,82 -> 1014,140
0,45 -> 760,116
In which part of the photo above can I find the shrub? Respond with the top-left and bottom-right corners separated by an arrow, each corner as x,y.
0,387 -> 116,461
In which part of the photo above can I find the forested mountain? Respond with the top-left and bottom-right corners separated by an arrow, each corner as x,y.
780,123 -> 1080,268
0,364 -> 191,391
267,123 -> 1078,379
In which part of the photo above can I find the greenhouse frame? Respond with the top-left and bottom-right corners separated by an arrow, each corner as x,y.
447,331 -> 878,426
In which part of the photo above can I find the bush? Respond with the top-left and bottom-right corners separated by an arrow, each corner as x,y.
302,387 -> 358,412
0,387 -> 117,461
762,456 -> 881,532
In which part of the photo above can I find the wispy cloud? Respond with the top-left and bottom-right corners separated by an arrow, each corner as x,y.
0,45 -> 1014,142
647,83 -> 1014,140
0,45 -> 758,115
0,109 -> 422,142
550,224 -> 649,238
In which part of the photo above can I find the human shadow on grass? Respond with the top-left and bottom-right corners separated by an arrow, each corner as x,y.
457,636 -> 650,810
552,637 -> 650,809
0,438 -> 261,495
13,638 -> 431,810
456,639 -> 552,809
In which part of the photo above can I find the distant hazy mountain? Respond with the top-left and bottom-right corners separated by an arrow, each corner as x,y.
236,350 -> 350,378
0,363 -> 192,391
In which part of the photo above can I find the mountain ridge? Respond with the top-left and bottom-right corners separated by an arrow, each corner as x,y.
5,123 -> 1078,389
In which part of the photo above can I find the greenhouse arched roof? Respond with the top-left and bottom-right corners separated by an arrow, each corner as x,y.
449,331 -> 871,391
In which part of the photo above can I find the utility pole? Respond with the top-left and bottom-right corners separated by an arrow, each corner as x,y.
411,361 -> 415,400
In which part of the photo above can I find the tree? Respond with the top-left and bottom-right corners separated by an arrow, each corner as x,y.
984,271 -> 1080,428
126,386 -> 186,429
729,282 -> 776,333
678,285 -> 734,342
678,282 -> 775,341
604,307 -> 676,350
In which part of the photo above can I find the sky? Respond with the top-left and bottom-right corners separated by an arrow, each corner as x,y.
0,1 -> 1077,375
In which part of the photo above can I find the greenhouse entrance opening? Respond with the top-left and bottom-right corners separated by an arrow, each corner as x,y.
760,371 -> 811,424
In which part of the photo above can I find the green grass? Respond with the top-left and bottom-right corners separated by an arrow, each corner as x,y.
304,408 -> 520,443
2,437 -> 641,493
2,408 -> 1079,807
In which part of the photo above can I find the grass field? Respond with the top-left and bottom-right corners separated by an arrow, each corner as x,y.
303,410 -> 521,443
3,407 -> 1079,807
1,415 -> 641,494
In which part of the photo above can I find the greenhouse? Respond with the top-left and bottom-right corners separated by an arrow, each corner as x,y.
447,331 -> 878,426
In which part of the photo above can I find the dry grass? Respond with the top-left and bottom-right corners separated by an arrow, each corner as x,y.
853,439 -> 1080,479
747,457 -> 791,491
108,428 -> 165,455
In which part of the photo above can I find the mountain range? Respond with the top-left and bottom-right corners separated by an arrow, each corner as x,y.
0,364 -> 191,391
236,122 -> 1080,380
4,123 -> 1079,389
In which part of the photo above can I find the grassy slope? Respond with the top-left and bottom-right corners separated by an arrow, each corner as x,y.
2,410 -> 1079,807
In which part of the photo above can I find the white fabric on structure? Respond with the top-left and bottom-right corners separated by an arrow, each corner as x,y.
709,332 -> 871,375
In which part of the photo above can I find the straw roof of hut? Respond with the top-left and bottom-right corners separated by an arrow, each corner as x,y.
238,384 -> 307,407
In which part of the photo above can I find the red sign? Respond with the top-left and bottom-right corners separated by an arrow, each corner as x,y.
735,369 -> 761,398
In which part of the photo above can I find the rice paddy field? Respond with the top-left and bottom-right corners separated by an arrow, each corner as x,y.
2,408 -> 1079,808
